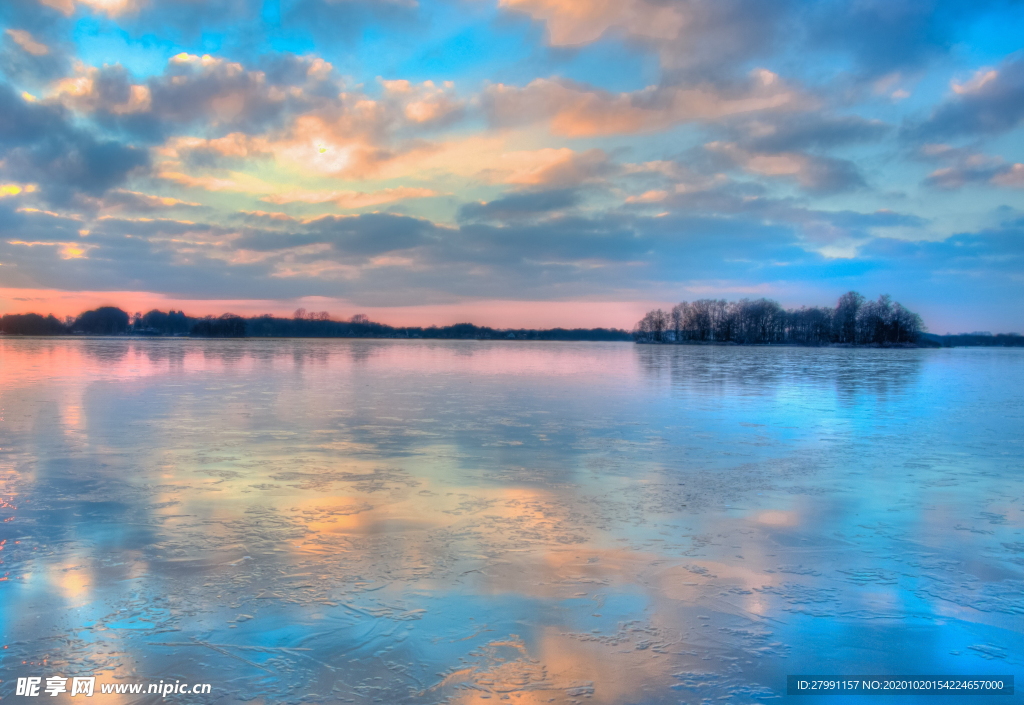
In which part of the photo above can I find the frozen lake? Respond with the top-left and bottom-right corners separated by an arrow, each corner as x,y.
0,339 -> 1021,703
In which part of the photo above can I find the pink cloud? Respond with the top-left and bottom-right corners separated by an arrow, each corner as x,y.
262,186 -> 438,209
486,70 -> 809,137
499,0 -> 684,47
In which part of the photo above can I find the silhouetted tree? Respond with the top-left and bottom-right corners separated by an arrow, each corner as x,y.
635,291 -> 924,346
835,291 -> 864,344
0,313 -> 66,335
890,302 -> 923,343
634,309 -> 669,342
74,307 -> 129,335
140,309 -> 192,335
190,314 -> 246,337
670,302 -> 688,341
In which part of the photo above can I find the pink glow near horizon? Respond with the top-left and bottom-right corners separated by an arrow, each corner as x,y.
0,288 -> 668,330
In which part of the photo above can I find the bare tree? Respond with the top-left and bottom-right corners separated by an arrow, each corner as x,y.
293,308 -> 307,320
636,291 -> 922,346
891,302 -> 924,342
671,302 -> 688,342
633,309 -> 668,342
834,291 -> 864,343
709,299 -> 729,341
651,309 -> 668,342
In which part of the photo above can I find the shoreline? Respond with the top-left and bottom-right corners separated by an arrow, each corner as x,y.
5,334 -> 1023,348
635,340 -> 928,348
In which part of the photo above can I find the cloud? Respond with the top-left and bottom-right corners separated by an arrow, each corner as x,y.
156,132 -> 273,175
499,0 -> 686,47
0,202 -> 84,241
262,186 -> 438,209
50,52 -> 348,143
98,189 -> 204,212
380,78 -> 465,128
705,141 -> 865,193
483,148 -> 612,187
90,55 -> 470,182
806,0 -> 981,76
621,171 -> 928,256
458,189 -> 580,222
0,10 -> 73,85
732,114 -> 891,153
909,54 -> 1024,138
0,187 -> 1001,321
484,70 -> 809,136
53,62 -> 151,115
859,215 -> 1024,283
499,0 -> 1006,84
154,169 -> 273,193
919,144 -> 1024,190
233,212 -> 442,259
40,0 -> 141,17
0,83 -> 148,204
6,29 -> 49,56
37,0 -> 76,14
0,182 -> 38,198
499,0 -> 790,79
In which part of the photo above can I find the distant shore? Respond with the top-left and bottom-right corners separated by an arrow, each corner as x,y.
636,339 -> 927,348
0,307 -> 632,342
3,302 -> 1021,346
3,331 -> 1022,347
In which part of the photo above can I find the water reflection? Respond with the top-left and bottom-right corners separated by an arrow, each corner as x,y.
0,339 -> 1021,704
636,344 -> 925,401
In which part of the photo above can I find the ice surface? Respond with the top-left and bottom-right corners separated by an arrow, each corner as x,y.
0,340 -> 1021,703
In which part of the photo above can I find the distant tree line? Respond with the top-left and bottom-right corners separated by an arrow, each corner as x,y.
0,313 -> 67,335
1,306 -> 631,341
633,292 -> 927,345
6,300 -> 1020,346
1,307 -> 129,335
920,332 -> 1024,347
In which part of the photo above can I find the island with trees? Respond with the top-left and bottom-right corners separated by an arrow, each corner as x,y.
633,292 -> 1020,347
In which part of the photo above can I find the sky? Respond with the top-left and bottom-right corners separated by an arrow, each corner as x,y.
0,0 -> 1022,332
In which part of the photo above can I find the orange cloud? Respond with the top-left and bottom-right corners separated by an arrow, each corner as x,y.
491,147 -> 609,186
6,29 -> 49,56
486,70 -> 808,136
7,240 -> 97,260
707,141 -> 808,177
381,78 -> 464,124
162,133 -> 271,160
0,183 -> 38,197
53,65 -> 151,114
262,186 -> 438,209
951,67 -> 998,95
156,171 -> 244,191
103,189 -> 201,209
499,0 -> 684,46
992,163 -> 1024,187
